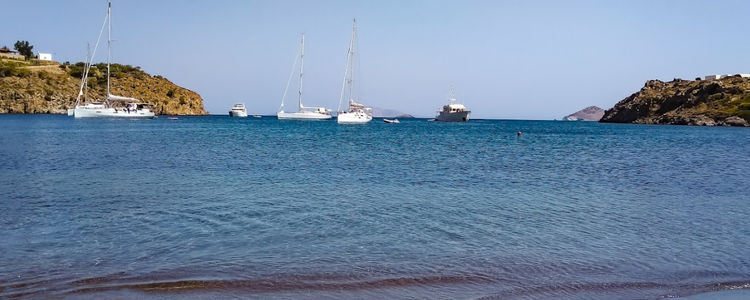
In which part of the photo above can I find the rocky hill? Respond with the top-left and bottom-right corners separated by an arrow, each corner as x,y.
563,106 -> 604,121
0,58 -> 206,115
600,76 -> 750,126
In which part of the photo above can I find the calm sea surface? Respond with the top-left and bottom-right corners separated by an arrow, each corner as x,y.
1,115 -> 749,299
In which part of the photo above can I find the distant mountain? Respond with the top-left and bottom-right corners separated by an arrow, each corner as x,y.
601,77 -> 750,126
395,114 -> 414,118
563,106 -> 605,121
372,107 -> 411,118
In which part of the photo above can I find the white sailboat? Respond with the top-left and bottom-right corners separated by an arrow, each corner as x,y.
337,19 -> 372,124
277,35 -> 332,120
72,0 -> 155,119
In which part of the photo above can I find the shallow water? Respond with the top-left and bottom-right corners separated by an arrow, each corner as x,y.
1,115 -> 749,299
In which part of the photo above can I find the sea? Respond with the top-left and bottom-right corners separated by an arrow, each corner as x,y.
1,114 -> 749,299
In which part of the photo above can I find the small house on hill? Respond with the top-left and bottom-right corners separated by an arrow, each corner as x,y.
705,74 -> 750,80
0,46 -> 24,59
37,52 -> 52,61
0,46 -> 18,54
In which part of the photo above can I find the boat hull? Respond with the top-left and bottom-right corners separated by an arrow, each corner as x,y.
229,110 -> 248,118
277,111 -> 332,120
435,111 -> 470,122
337,111 -> 372,124
73,107 -> 155,119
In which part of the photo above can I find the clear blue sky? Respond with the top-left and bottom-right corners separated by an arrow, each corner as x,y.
3,0 -> 750,118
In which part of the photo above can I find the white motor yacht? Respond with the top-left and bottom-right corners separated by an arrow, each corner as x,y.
229,103 -> 248,117
435,85 -> 470,122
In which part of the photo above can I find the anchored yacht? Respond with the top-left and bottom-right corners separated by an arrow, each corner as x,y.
277,35 -> 332,120
435,86 -> 470,122
336,19 -> 372,124
229,103 -> 248,117
71,0 -> 155,119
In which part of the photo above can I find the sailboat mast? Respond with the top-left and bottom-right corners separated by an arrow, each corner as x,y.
298,34 -> 304,111
338,19 -> 356,113
84,43 -> 90,100
449,84 -> 456,104
348,19 -> 356,107
106,0 -> 111,101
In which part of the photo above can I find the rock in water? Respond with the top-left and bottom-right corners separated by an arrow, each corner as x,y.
563,106 -> 605,121
600,76 -> 750,126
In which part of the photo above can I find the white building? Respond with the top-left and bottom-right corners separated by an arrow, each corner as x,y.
705,74 -> 750,80
37,52 -> 52,61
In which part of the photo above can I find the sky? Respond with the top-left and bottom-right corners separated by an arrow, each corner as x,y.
2,0 -> 750,119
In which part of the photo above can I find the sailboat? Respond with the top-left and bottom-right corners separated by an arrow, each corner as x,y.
277,35 -> 332,120
72,0 -> 155,119
337,19 -> 372,124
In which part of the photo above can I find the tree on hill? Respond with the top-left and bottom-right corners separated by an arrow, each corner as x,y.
13,41 -> 34,59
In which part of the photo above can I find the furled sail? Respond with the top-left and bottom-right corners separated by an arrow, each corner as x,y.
348,99 -> 366,110
107,94 -> 141,102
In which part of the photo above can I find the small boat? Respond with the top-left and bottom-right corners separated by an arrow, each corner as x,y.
229,103 -> 248,117
252,115 -> 262,118
383,118 -> 399,124
168,117 -> 179,120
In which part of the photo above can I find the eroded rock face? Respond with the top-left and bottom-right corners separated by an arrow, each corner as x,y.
601,76 -> 750,126
0,62 -> 207,115
563,106 -> 605,121
722,116 -> 749,127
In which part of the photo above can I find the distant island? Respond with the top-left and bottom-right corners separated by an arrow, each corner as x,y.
563,106 -> 604,121
600,75 -> 750,126
371,107 -> 413,118
0,57 -> 206,115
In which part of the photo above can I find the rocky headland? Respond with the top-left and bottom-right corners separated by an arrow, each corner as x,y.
600,76 -> 750,126
0,58 -> 206,115
563,106 -> 604,121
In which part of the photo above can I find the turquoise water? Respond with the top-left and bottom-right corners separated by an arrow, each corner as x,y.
1,115 -> 749,299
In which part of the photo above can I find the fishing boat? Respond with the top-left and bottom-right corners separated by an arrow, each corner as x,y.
383,118 -> 400,124
337,19 -> 372,124
228,103 -> 248,117
435,85 -> 470,122
71,0 -> 155,119
277,35 -> 332,120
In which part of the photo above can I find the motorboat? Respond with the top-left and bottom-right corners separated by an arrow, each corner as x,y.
229,103 -> 248,117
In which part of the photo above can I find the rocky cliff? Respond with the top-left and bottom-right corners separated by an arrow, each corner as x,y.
563,106 -> 604,121
0,59 -> 206,115
600,76 -> 750,126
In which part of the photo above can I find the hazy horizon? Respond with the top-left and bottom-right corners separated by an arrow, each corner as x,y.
2,0 -> 749,118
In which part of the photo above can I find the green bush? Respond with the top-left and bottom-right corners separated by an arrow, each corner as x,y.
0,61 -> 31,77
709,93 -> 724,101
736,110 -> 750,122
